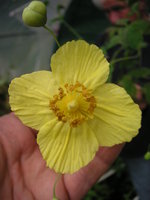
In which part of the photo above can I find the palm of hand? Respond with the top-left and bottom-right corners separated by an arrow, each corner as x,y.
0,114 -> 123,200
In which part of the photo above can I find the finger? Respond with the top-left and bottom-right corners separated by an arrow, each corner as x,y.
64,143 -> 124,200
3,112 -> 38,137
30,128 -> 38,138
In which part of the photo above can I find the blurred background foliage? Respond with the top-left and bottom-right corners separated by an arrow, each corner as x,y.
0,0 -> 150,199
84,158 -> 136,200
102,11 -> 150,102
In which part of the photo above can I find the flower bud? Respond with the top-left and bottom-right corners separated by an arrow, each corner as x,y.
144,151 -> 150,160
22,1 -> 47,27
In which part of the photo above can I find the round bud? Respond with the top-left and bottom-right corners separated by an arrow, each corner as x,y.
22,1 -> 47,27
144,152 -> 150,160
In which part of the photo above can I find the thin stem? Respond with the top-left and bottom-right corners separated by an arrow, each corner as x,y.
43,25 -> 60,47
108,53 -> 139,82
53,174 -> 62,200
61,18 -> 82,39
111,54 -> 139,65
108,47 -> 122,82
138,48 -> 142,67
111,47 -> 123,61
107,63 -> 114,83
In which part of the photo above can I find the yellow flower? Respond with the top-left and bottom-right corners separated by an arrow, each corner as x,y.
9,40 -> 141,174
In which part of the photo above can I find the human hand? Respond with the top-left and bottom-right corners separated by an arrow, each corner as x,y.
0,113 -> 124,200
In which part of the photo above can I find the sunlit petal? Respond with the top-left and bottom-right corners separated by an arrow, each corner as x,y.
9,71 -> 58,130
37,119 -> 99,174
89,83 -> 141,146
51,40 -> 109,90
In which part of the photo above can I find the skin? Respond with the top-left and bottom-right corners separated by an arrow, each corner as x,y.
0,113 -> 124,200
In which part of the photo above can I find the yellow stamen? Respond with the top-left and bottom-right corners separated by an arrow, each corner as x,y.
49,82 -> 96,127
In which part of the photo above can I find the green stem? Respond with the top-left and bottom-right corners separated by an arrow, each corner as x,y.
43,25 -> 60,47
108,47 -> 123,82
108,53 -> 139,83
111,47 -> 123,61
107,63 -> 114,83
111,54 -> 139,65
61,18 -> 82,39
53,174 -> 62,200
138,48 -> 142,67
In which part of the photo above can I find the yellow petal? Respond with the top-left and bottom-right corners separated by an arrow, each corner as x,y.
37,118 -> 99,174
51,40 -> 109,90
9,71 -> 58,130
88,83 -> 141,146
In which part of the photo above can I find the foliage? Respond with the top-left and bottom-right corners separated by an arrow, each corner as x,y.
83,158 -> 136,200
101,2 -> 150,103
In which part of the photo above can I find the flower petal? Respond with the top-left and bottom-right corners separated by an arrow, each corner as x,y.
37,118 -> 99,174
88,83 -> 141,146
9,71 -> 58,130
51,40 -> 109,90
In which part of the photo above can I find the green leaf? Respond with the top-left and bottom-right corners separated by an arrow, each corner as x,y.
87,190 -> 97,197
129,2 -> 139,16
131,20 -> 150,33
119,75 -> 136,97
104,35 -> 121,50
129,68 -> 150,78
118,28 -> 129,48
107,27 -> 119,38
125,24 -> 142,49
116,18 -> 129,26
119,20 -> 150,50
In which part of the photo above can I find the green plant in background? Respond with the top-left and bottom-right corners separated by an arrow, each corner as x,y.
1,2 -> 150,111
101,2 -> 150,100
101,1 -> 150,163
84,158 -> 136,200
49,4 -> 82,39
22,0 -> 82,46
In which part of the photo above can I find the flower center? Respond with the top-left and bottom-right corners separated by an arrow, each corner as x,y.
67,100 -> 79,112
49,82 -> 96,127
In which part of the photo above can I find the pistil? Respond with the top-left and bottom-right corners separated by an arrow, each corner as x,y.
49,82 -> 96,127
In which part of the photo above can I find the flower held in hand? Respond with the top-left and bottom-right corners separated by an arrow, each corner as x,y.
9,40 -> 141,174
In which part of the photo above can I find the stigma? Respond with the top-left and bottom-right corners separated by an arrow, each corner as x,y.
49,82 -> 96,127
